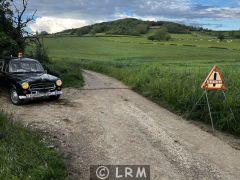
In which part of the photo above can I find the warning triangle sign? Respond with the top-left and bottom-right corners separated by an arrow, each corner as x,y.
201,65 -> 226,91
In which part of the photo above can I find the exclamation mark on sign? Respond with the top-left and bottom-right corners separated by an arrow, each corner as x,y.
213,72 -> 217,87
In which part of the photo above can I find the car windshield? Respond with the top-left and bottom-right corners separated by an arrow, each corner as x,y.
9,61 -> 44,73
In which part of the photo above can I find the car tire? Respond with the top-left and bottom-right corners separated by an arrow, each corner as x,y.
49,95 -> 61,101
10,88 -> 22,105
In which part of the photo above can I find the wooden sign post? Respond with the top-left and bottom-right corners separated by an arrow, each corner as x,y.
189,65 -> 235,133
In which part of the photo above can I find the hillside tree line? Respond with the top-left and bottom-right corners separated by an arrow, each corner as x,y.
62,18 -> 197,37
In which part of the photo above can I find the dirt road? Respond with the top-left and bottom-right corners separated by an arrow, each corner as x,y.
1,70 -> 240,180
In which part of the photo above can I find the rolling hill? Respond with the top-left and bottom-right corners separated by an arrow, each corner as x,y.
56,18 -> 240,39
58,18 -> 202,36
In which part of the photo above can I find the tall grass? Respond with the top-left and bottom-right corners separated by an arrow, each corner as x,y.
0,111 -> 67,179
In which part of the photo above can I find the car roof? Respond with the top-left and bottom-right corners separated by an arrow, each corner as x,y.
4,58 -> 39,63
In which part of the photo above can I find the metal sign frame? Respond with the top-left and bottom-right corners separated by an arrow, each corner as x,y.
189,90 -> 235,133
188,65 -> 235,133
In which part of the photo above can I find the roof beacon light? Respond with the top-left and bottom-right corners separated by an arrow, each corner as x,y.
18,52 -> 23,59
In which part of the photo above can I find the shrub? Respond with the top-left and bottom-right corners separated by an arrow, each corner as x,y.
148,36 -> 155,41
33,43 -> 49,64
217,34 -> 225,41
0,32 -> 18,57
165,23 -> 189,34
150,28 -> 171,41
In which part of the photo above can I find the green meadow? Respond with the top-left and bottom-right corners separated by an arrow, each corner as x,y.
44,35 -> 240,61
43,34 -> 240,135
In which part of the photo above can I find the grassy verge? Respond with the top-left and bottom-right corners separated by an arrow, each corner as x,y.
0,112 -> 67,179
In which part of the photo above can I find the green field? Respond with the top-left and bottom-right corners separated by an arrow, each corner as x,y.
44,35 -> 240,61
43,34 -> 240,135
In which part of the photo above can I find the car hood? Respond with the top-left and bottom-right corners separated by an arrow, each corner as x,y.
8,73 -> 59,84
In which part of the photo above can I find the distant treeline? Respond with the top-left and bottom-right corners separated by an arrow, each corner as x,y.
59,18 -> 203,36
222,31 -> 240,39
199,30 -> 240,39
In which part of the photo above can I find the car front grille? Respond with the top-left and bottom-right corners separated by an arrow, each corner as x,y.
30,82 -> 55,91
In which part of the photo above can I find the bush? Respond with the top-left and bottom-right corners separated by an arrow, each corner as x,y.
165,23 -> 190,34
136,24 -> 149,34
33,43 -> 50,64
217,34 -> 225,41
148,36 -> 155,41
149,28 -> 171,41
0,32 -> 18,57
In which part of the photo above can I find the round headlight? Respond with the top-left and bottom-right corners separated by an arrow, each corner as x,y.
56,80 -> 62,86
22,82 -> 29,90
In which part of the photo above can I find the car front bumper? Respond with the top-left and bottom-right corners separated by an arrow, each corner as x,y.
19,91 -> 63,100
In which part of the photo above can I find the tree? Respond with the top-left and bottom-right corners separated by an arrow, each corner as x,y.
76,26 -> 91,36
136,23 -> 149,34
165,23 -> 189,34
39,31 -> 49,36
89,26 -> 98,36
0,0 -> 40,58
149,28 -> 171,41
234,31 -> 240,39
148,35 -> 154,41
0,0 -> 37,56
217,33 -> 225,41
0,0 -> 18,56
228,31 -> 234,37
12,0 -> 37,51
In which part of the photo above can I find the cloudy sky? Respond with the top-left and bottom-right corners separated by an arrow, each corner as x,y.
19,0 -> 240,33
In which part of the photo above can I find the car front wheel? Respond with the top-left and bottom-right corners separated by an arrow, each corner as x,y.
10,88 -> 22,105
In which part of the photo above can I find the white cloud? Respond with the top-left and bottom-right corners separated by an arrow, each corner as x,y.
28,16 -> 88,33
114,12 -> 188,23
204,7 -> 240,18
25,0 -> 240,32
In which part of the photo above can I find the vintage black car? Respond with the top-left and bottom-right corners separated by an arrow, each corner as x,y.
0,57 -> 63,105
